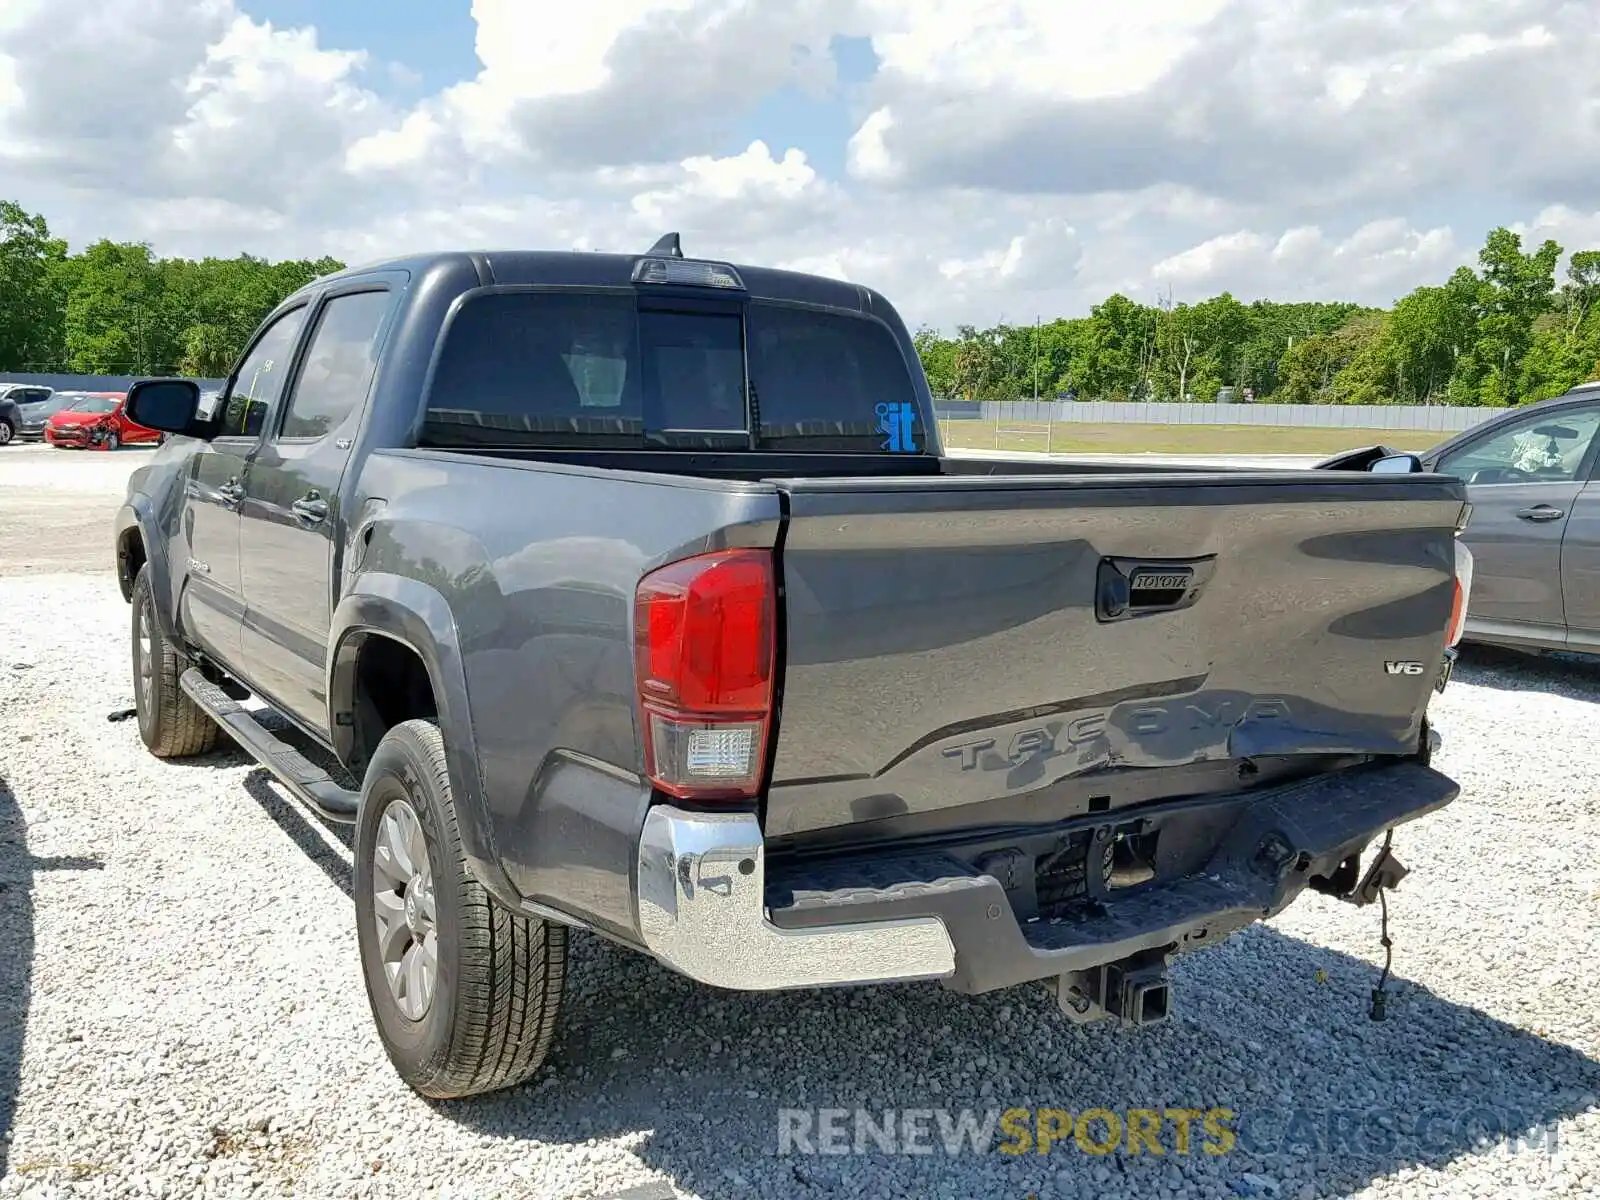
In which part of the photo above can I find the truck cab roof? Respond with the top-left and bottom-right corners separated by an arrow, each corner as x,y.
292,246 -> 882,317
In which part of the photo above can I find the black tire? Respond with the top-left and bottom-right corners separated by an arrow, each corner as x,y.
354,719 -> 567,1099
104,431 -> 120,451
0,419 -> 14,446
131,564 -> 221,758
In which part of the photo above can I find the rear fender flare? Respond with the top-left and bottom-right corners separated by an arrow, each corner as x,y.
327,573 -> 520,910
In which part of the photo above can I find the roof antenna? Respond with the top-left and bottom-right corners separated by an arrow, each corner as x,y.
646,232 -> 684,259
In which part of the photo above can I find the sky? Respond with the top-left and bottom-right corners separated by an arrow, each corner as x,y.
3,0 -> 1599,332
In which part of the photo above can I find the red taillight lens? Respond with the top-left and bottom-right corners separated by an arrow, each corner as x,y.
634,549 -> 775,800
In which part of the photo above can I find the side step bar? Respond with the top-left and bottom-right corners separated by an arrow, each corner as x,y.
179,668 -> 362,824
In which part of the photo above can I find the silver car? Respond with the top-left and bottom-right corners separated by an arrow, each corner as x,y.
1420,381 -> 1600,656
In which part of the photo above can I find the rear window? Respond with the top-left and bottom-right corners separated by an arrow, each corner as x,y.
423,290 -> 920,452
746,304 -> 918,448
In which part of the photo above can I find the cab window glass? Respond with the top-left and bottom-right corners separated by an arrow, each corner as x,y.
279,292 -> 391,440
220,307 -> 308,438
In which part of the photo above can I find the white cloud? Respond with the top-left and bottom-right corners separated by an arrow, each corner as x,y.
1514,206 -> 1600,270
357,0 -> 861,171
846,0 -> 1600,212
1148,220 -> 1461,303
166,15 -> 385,202
858,0 -> 1230,99
938,218 -> 1081,291
0,0 -> 391,216
3,0 -> 1600,333
0,54 -> 19,113
629,140 -> 835,245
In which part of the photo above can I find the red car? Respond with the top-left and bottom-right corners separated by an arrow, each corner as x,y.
43,392 -> 160,450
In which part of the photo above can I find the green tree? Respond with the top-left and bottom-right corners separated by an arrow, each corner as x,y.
1382,283 -> 1475,403
0,201 -> 69,370
64,240 -> 171,373
913,325 -> 956,396
1074,294 -> 1157,401
1446,228 -> 1562,405
951,326 -> 1000,400
180,323 -> 239,376
1278,314 -> 1388,403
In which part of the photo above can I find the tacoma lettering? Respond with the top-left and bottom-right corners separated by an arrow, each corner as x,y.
941,698 -> 1292,771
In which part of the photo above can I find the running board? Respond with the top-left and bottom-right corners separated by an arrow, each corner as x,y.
179,668 -> 361,824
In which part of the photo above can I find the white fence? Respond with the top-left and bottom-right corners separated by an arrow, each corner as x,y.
934,400 -> 1501,433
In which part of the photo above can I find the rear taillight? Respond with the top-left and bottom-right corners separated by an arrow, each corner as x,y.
1447,540 -> 1474,648
634,548 -> 775,801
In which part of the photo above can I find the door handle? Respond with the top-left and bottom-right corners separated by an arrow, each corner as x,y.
292,492 -> 329,524
218,478 -> 244,506
1516,505 -> 1565,522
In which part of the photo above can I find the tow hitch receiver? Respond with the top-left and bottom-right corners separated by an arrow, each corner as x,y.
1055,952 -> 1172,1027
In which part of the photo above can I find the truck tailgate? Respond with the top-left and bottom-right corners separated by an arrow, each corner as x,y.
765,471 -> 1467,841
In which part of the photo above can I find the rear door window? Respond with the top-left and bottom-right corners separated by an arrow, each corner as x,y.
278,290 -> 391,441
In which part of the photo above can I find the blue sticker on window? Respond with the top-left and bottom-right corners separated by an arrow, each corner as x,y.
876,401 -> 918,453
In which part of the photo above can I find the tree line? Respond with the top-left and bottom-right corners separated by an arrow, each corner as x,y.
0,200 -> 343,377
917,227 -> 1600,406
4,198 -> 1599,406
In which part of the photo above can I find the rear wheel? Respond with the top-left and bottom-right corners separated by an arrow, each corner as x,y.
130,565 -> 221,758
355,719 -> 567,1099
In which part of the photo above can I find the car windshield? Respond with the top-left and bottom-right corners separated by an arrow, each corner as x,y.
23,394 -> 71,413
67,396 -> 120,415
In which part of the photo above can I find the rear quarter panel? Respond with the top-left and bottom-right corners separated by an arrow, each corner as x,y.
346,450 -> 784,936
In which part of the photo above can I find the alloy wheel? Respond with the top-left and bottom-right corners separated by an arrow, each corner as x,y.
370,797 -> 439,1022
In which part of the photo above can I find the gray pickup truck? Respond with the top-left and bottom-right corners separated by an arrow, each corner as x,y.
114,239 -> 1473,1100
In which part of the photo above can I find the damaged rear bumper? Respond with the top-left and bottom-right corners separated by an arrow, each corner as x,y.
635,759 -> 1457,995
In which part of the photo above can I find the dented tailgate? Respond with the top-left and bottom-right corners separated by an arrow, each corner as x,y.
764,471 -> 1469,841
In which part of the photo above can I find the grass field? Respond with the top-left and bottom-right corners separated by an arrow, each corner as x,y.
936,419 -> 1441,456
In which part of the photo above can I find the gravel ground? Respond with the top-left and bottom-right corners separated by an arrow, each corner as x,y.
2,450 -> 1599,1199
0,444 -> 155,575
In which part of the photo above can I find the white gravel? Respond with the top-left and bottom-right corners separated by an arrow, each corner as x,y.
2,453 -> 1599,1198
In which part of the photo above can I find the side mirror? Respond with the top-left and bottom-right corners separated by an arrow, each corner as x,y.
1369,452 -> 1424,474
126,379 -> 205,437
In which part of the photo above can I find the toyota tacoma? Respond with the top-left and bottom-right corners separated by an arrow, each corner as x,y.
112,238 -> 1473,1099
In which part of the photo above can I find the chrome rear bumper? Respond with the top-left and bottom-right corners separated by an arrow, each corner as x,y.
633,760 -> 1458,995
635,805 -> 956,990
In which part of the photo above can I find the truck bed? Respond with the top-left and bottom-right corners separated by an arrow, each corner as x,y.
367,445 -> 1464,859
